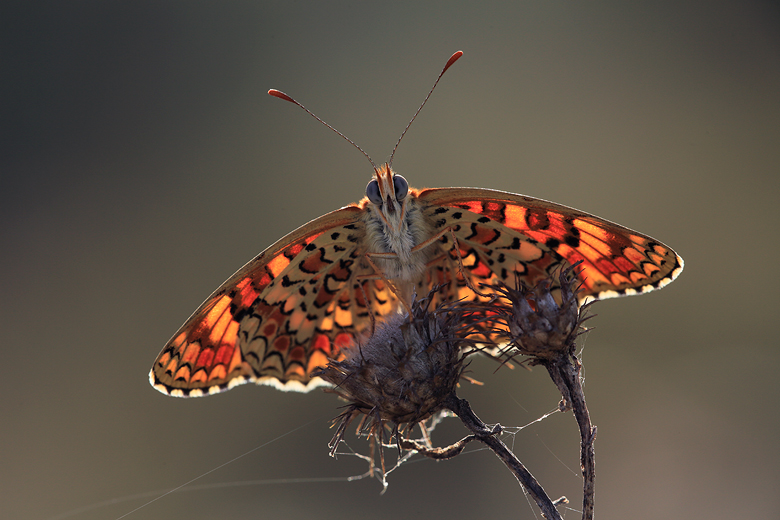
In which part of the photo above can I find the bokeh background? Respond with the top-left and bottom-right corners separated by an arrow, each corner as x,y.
3,2 -> 778,519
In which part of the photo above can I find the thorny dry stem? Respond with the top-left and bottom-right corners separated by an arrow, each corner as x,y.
320,274 -> 597,519
489,260 -> 596,520
540,354 -> 596,520
430,394 -> 565,520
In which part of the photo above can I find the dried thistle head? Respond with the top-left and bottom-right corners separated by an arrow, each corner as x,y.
492,261 -> 592,361
315,286 -> 476,455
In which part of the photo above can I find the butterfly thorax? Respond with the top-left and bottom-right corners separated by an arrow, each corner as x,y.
362,194 -> 438,284
361,166 -> 439,286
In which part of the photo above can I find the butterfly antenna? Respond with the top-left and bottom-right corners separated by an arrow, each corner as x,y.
268,89 -> 378,170
388,50 -> 463,168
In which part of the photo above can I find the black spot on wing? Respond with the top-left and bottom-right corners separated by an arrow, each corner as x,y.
564,234 -> 580,248
231,306 -> 250,323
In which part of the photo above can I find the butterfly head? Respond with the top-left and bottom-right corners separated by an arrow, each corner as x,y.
365,163 -> 409,233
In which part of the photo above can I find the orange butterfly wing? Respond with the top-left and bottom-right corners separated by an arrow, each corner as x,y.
418,188 -> 683,303
151,186 -> 683,397
149,202 -> 397,396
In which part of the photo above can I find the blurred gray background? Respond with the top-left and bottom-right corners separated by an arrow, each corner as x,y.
2,2 -> 778,519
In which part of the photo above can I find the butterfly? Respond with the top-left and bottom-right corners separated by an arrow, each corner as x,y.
150,51 -> 683,397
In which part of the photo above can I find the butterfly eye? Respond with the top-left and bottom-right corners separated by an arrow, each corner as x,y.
366,179 -> 383,205
393,175 -> 409,201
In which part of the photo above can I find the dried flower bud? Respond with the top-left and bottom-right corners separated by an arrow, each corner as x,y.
493,261 -> 590,360
316,287 -> 471,427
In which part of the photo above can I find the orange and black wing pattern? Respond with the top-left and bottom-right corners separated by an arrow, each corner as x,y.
149,204 -> 395,396
418,187 -> 683,303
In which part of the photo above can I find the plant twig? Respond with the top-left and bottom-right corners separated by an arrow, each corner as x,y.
543,356 -> 596,520
444,394 -> 564,520
398,434 -> 477,459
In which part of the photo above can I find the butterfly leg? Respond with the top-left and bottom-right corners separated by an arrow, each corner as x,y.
356,281 -> 377,337
410,227 -> 491,298
358,253 -> 414,315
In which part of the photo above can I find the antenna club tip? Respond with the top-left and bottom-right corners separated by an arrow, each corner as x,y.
268,89 -> 295,103
443,51 -> 464,72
